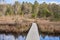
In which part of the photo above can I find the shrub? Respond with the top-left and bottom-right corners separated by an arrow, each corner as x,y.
32,13 -> 36,18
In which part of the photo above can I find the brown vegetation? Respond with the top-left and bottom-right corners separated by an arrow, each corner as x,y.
0,16 -> 60,35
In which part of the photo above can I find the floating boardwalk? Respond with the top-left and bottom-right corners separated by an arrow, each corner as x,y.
26,23 -> 40,40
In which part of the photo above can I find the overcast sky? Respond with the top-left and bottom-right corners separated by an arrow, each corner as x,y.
1,0 -> 60,4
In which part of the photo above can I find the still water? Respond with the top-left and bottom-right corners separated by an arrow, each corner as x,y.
0,34 -> 60,40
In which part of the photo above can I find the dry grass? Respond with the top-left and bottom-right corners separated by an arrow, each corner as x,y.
0,15 -> 60,34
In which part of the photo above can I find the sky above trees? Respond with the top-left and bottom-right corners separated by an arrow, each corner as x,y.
2,0 -> 60,4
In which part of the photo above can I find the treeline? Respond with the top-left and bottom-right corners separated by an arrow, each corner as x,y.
0,1 -> 60,21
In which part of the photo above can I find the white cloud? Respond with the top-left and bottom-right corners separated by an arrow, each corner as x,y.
39,1 -> 60,4
0,0 -> 6,4
10,0 -> 18,4
12,0 -> 18,2
50,1 -> 60,4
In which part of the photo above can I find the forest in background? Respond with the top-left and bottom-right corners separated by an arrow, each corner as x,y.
0,1 -> 60,21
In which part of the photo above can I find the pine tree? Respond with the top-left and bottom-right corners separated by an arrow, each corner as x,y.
32,1 -> 39,18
